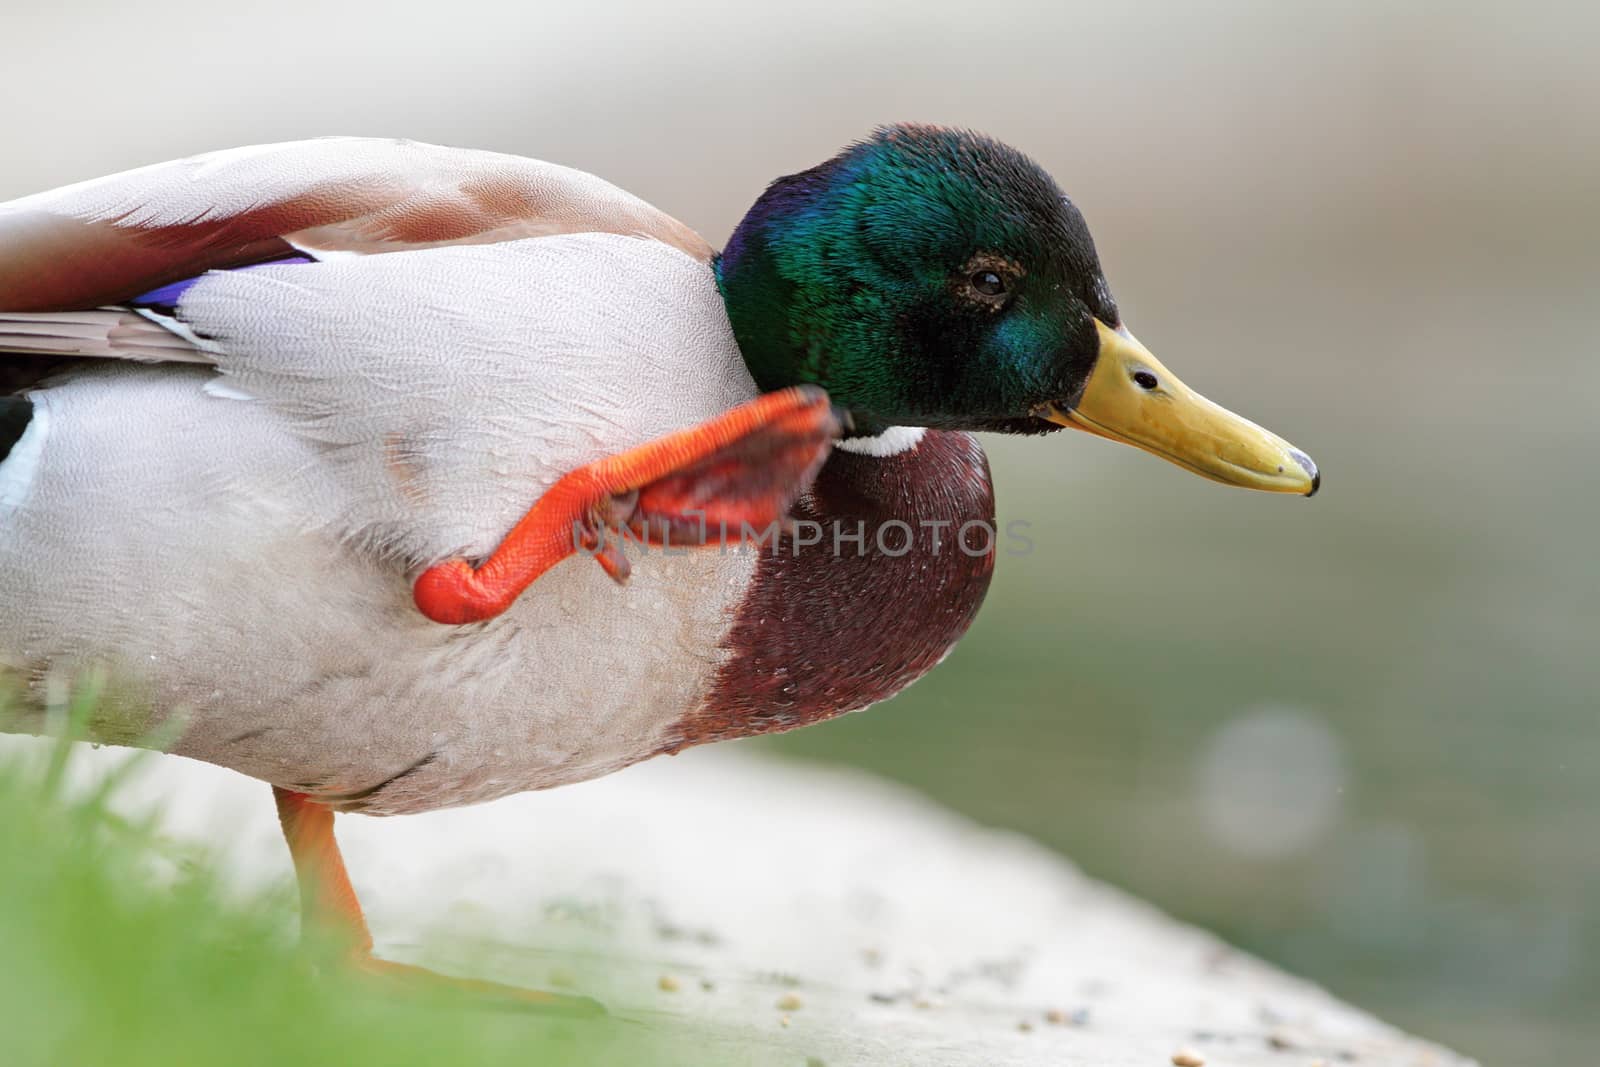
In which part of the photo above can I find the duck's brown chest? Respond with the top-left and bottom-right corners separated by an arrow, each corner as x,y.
667,430 -> 996,750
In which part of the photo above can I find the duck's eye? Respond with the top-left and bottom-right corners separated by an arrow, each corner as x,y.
1133,370 -> 1159,390
970,270 -> 1007,297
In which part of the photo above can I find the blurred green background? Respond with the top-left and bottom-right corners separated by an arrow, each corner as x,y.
5,1 -> 1596,1063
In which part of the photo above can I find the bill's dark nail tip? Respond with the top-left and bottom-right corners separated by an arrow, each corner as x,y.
1288,449 -> 1320,496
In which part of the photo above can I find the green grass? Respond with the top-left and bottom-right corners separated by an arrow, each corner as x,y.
0,721 -> 668,1066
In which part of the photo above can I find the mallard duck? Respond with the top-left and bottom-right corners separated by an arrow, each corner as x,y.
0,125 -> 1316,1005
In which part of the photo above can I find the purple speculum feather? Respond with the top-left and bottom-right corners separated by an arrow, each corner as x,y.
131,254 -> 316,310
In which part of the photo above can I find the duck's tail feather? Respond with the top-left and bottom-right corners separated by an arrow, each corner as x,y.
0,394 -> 40,515
0,396 -> 31,462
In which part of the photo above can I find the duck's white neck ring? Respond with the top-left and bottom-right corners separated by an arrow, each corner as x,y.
835,425 -> 926,458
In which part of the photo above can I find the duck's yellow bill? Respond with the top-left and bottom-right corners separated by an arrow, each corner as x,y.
1038,320 -> 1319,496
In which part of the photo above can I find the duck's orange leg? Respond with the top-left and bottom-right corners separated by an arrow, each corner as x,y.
413,385 -> 841,624
273,787 -> 372,955
272,786 -> 602,1015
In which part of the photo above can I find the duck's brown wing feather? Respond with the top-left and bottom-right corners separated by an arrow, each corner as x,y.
0,136 -> 711,315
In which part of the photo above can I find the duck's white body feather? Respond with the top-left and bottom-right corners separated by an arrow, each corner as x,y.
0,140 -> 767,812
170,233 -> 755,562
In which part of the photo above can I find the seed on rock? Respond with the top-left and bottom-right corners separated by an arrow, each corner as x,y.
779,1014 -> 792,1028
1172,1051 -> 1206,1067
658,974 -> 680,993
1017,1020 -> 1034,1033
777,992 -> 804,1011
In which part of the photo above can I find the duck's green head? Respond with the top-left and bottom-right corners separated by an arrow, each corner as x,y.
716,124 -> 1317,494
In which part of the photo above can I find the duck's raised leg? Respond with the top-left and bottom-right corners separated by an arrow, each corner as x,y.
271,786 -> 603,1015
413,385 -> 841,624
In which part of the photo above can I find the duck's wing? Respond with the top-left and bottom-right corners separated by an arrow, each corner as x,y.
0,137 -> 712,368
0,137 -> 711,314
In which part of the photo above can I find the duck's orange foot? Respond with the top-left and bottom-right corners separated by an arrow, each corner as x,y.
352,954 -> 606,1017
413,385 -> 843,624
